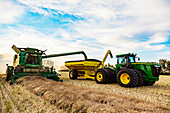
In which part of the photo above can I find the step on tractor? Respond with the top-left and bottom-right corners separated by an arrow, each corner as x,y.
5,45 -> 86,84
65,50 -> 161,87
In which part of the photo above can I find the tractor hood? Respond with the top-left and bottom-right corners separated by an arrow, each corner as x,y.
131,62 -> 160,66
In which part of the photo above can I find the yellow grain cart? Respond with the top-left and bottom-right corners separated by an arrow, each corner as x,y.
65,50 -> 113,80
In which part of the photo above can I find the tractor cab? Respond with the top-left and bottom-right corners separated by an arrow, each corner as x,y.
116,53 -> 138,67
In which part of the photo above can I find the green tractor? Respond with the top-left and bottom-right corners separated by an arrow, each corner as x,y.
95,53 -> 161,87
5,45 -> 86,84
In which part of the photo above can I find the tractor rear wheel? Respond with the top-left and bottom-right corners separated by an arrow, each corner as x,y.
149,81 -> 156,85
117,68 -> 138,87
69,69 -> 78,80
105,68 -> 117,83
134,69 -> 144,86
95,68 -> 109,84
143,81 -> 156,86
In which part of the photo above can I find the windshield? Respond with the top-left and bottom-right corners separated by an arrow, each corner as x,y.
25,53 -> 40,65
118,57 -> 126,64
118,56 -> 135,64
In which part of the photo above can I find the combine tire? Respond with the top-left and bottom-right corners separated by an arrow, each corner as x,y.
5,71 -> 13,81
117,68 -> 138,87
134,69 -> 144,86
95,68 -> 109,84
105,68 -> 117,83
69,69 -> 78,80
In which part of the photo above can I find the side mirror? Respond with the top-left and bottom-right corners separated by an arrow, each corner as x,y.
138,58 -> 140,61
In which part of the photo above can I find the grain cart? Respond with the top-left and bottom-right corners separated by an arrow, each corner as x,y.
5,45 -> 87,83
65,50 -> 113,80
95,53 -> 161,87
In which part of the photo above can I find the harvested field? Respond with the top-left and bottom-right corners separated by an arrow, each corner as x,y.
0,78 -> 65,113
61,72 -> 170,107
15,76 -> 170,113
0,74 -> 6,79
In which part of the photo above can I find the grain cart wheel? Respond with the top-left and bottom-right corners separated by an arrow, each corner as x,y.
117,68 -> 138,87
134,69 -> 144,86
69,69 -> 78,80
95,68 -> 109,84
105,68 -> 117,83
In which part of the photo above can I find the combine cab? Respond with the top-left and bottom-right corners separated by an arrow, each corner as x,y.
5,45 -> 86,83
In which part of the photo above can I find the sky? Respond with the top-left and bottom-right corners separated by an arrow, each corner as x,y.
0,0 -> 170,73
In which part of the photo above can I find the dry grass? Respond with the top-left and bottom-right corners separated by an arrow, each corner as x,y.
15,76 -> 170,113
0,74 -> 6,79
60,72 -> 170,107
0,78 -> 65,113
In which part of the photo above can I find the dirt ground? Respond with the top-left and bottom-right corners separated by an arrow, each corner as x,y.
0,73 -> 170,113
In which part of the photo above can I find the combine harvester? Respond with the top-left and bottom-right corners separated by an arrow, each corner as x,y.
5,45 -> 86,84
65,50 -> 161,87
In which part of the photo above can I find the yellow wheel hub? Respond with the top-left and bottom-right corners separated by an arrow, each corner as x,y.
96,72 -> 103,82
120,73 -> 130,84
70,71 -> 74,78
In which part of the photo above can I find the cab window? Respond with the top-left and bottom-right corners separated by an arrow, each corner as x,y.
118,57 -> 126,64
129,56 -> 135,63
25,53 -> 40,65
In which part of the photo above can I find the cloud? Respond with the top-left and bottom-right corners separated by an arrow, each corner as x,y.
0,0 -> 24,24
0,0 -> 170,73
2,0 -> 170,54
147,33 -> 169,44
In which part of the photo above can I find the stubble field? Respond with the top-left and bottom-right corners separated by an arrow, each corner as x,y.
0,73 -> 169,113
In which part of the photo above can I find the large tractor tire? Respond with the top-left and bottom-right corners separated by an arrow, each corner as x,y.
5,72 -> 12,81
134,69 -> 144,86
117,68 -> 138,87
95,68 -> 109,84
5,67 -> 14,81
143,81 -> 156,86
69,69 -> 78,80
105,68 -> 117,83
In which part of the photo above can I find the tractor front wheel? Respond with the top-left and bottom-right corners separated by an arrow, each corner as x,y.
69,69 -> 78,80
134,69 -> 144,86
105,68 -> 117,83
117,68 -> 138,87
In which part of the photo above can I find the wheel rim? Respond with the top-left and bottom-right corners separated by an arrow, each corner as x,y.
120,73 -> 130,84
70,71 -> 73,78
96,72 -> 103,82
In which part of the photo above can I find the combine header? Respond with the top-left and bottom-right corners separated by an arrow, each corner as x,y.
5,45 -> 86,84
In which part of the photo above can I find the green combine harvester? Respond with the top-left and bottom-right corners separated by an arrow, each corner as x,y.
5,45 -> 86,84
